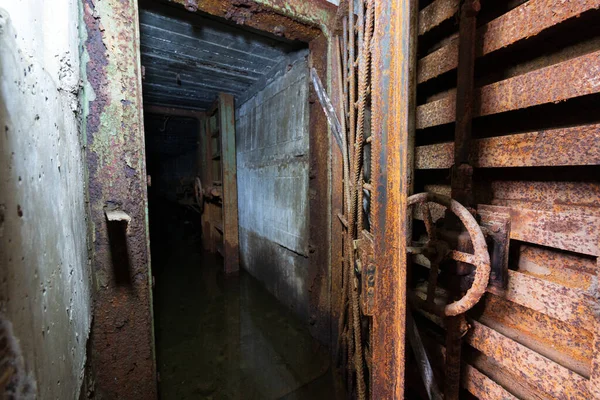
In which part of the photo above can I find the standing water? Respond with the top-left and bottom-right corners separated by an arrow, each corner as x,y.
150,201 -> 340,399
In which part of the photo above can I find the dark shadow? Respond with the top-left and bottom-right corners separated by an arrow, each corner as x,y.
107,220 -> 133,286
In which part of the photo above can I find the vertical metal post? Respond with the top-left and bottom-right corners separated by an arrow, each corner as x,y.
370,0 -> 418,398
82,0 -> 157,397
446,1 -> 480,399
219,93 -> 240,275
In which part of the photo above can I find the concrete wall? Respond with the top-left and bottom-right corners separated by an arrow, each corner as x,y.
0,1 -> 91,399
236,51 -> 310,320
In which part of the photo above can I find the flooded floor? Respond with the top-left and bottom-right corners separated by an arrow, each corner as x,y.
150,201 -> 339,399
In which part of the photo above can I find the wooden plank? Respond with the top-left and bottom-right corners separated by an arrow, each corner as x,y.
417,50 -> 600,129
417,0 -> 600,83
415,123 -> 600,169
467,320 -> 592,399
219,93 -> 240,274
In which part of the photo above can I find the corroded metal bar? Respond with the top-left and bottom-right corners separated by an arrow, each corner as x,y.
467,319 -> 592,398
407,310 -> 444,400
446,1 -> 480,395
503,270 -> 595,330
413,255 -> 596,331
417,50 -> 600,129
481,294 -> 593,378
82,0 -> 157,397
348,0 -> 356,179
591,257 -> 600,397
415,123 -> 600,169
418,0 -> 459,36
310,68 -> 344,150
462,364 -> 518,400
169,0 -> 335,42
417,0 -> 600,83
508,207 -> 600,256
370,0 -> 418,397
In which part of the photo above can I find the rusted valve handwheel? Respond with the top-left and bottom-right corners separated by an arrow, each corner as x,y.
407,192 -> 490,317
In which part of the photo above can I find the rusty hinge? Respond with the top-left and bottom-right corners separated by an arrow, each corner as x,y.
477,205 -> 511,293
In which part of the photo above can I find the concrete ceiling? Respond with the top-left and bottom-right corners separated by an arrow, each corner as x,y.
139,5 -> 304,110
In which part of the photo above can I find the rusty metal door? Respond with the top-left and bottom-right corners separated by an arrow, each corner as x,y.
406,0 -> 600,398
330,0 -> 600,398
326,0 -> 417,398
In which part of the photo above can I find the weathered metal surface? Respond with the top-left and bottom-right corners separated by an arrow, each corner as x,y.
415,123 -> 600,168
489,180 -> 600,210
509,207 -> 600,256
418,0 -> 459,36
467,319 -> 592,398
502,269 -> 595,329
219,94 -> 240,274
168,0 -> 335,42
591,257 -> 600,397
82,0 -> 157,398
407,193 -> 490,316
481,294 -> 593,377
413,241 -> 596,329
477,207 -> 510,291
330,39 -> 345,356
307,34 -> 332,345
356,230 -> 375,316
418,0 -> 600,83
461,363 -> 518,400
139,5 -> 300,110
452,0 -> 479,169
370,0 -> 418,397
310,68 -> 344,149
417,50 -> 600,129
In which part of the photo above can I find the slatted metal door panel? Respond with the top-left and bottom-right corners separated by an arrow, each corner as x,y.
411,0 -> 600,398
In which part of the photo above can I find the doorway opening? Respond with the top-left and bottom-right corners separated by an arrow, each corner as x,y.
139,2 -> 339,398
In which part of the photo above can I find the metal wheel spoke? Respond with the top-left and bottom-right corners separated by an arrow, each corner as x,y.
422,202 -> 437,240
426,262 -> 440,304
448,250 -> 478,265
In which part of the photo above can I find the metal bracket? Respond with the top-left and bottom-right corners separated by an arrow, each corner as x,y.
477,205 -> 511,293
355,229 -> 376,316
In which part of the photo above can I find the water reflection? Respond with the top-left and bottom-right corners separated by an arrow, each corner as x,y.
152,205 -> 338,399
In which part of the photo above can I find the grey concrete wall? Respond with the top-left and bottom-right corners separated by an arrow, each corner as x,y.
0,1 -> 91,399
236,51 -> 310,320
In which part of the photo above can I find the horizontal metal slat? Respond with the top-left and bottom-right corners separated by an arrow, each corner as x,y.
415,123 -> 600,168
417,50 -> 600,129
462,364 -> 518,400
481,294 -> 593,378
413,257 -> 595,330
508,207 -> 600,256
417,0 -> 600,83
467,319 -> 591,398
502,270 -> 594,330
418,0 -> 459,36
